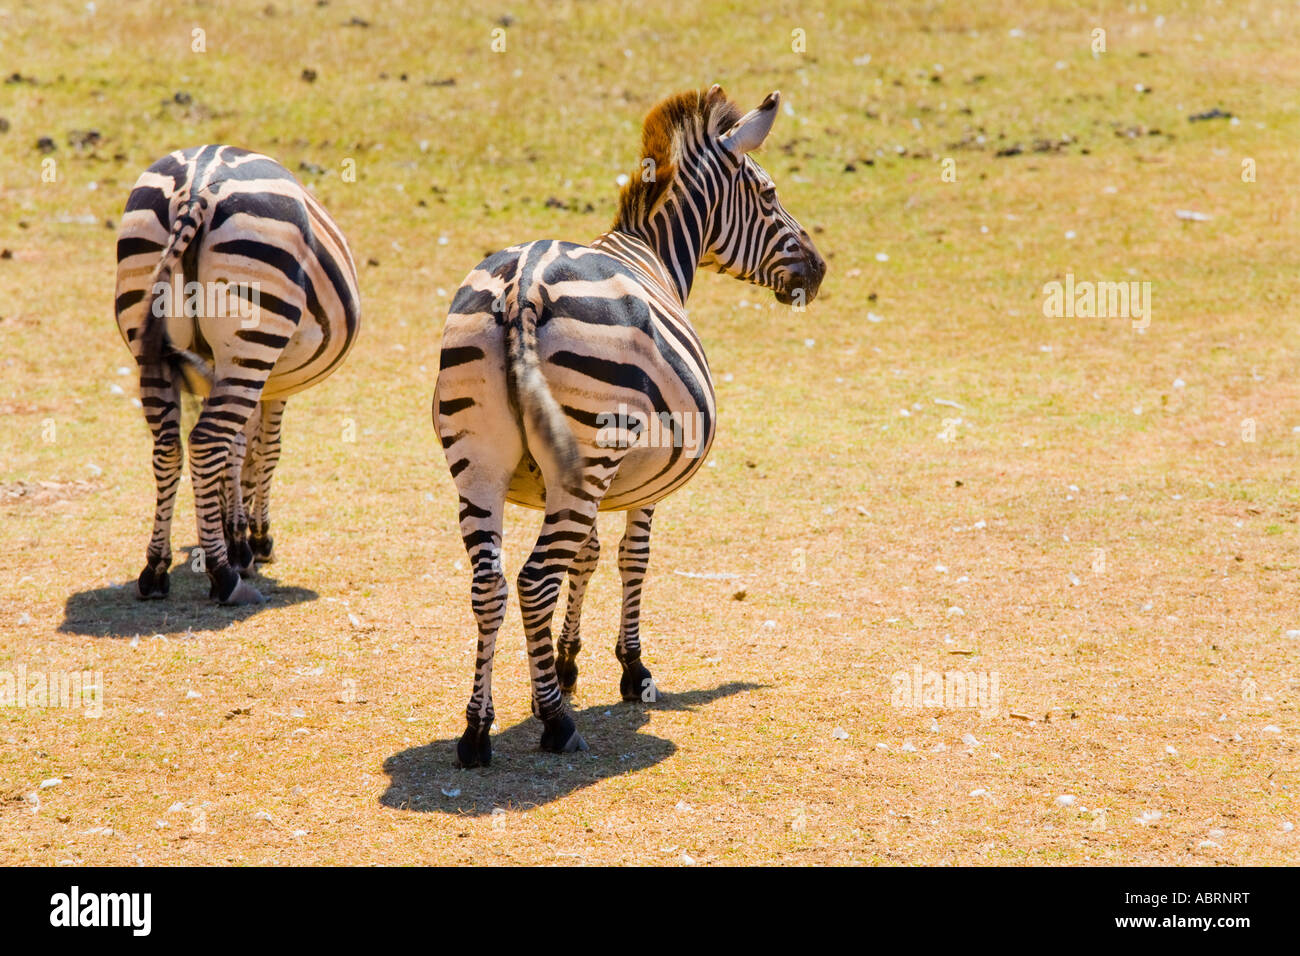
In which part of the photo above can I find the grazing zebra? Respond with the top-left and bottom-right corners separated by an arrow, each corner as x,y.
434,86 -> 826,766
114,145 -> 360,605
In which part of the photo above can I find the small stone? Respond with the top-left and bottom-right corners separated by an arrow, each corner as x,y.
1055,795 -> 1075,807
831,727 -> 849,740
39,778 -> 61,789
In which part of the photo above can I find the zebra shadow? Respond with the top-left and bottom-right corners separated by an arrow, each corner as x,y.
380,680 -> 764,816
58,549 -> 318,638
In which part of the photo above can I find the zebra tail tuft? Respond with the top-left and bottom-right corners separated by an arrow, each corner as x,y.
506,302 -> 582,491
139,196 -> 206,379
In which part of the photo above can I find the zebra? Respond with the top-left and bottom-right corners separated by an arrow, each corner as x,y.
114,145 -> 360,605
434,86 -> 826,767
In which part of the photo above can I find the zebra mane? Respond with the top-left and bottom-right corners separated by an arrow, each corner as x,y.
614,88 -> 744,230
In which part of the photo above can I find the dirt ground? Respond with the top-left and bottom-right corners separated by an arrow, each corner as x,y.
0,0 -> 1297,864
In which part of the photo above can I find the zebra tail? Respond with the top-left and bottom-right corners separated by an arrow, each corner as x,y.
505,300 -> 582,490
138,196 -> 207,381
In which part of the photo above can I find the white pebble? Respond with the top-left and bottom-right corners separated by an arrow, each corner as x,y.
1055,794 -> 1075,807
441,787 -> 460,798
40,778 -> 61,789
831,727 -> 849,740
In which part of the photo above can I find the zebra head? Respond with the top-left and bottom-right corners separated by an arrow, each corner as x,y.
703,87 -> 827,306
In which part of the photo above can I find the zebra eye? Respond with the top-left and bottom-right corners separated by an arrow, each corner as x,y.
759,186 -> 776,203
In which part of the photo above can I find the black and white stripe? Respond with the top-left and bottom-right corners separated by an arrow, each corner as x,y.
114,145 -> 360,605
434,87 -> 825,766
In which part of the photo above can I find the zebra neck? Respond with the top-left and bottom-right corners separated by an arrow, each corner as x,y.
611,202 -> 703,306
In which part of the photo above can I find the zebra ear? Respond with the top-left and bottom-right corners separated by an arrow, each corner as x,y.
719,91 -> 781,155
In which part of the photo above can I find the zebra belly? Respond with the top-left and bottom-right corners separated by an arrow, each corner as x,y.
504,432 -> 715,512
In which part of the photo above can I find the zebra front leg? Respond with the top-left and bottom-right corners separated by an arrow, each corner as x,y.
223,413 -> 256,575
136,367 -> 183,599
520,493 -> 603,754
189,388 -> 264,605
248,399 -> 285,564
616,506 -> 656,702
555,526 -> 600,695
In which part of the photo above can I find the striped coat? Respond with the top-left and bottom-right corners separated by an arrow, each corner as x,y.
114,145 -> 360,605
435,87 -> 825,766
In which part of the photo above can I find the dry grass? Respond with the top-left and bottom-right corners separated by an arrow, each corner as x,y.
1,0 -> 1297,864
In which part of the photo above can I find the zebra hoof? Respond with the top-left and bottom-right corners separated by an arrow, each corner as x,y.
222,577 -> 265,606
249,533 -> 275,564
556,657 -> 579,696
455,725 -> 492,768
210,564 -> 265,605
228,537 -> 255,575
135,565 -> 169,600
620,659 -> 656,702
539,712 -> 588,754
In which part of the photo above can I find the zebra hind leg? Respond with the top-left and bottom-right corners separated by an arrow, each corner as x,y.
189,385 -> 265,605
451,474 -> 512,769
136,363 -> 184,599
520,489 -> 610,754
555,526 -> 600,695
616,506 -> 656,702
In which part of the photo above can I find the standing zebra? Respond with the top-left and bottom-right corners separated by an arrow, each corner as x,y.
434,86 -> 825,766
114,145 -> 360,605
